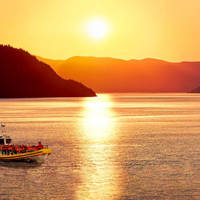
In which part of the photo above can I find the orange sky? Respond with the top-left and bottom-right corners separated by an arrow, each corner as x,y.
1,0 -> 200,61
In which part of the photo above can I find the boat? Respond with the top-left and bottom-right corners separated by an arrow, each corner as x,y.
0,123 -> 52,163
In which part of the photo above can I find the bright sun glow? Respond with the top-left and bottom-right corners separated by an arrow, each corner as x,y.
87,19 -> 108,38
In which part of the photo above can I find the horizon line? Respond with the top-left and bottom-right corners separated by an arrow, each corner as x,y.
2,43 -> 200,64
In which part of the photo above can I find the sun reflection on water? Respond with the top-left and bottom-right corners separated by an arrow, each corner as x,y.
82,95 -> 115,142
76,94 -> 121,200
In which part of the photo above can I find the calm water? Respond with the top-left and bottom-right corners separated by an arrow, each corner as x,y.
0,93 -> 200,200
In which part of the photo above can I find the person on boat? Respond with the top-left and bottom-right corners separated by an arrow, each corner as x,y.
21,145 -> 27,153
12,146 -> 17,154
4,145 -> 8,155
1,145 -> 6,155
20,145 -> 25,153
8,145 -> 13,155
16,146 -> 22,154
37,141 -> 43,150
27,145 -> 33,152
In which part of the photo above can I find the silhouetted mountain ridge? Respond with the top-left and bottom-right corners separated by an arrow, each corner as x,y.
0,45 -> 96,98
37,56 -> 200,93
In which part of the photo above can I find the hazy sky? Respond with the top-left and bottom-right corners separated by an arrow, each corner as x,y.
1,0 -> 200,61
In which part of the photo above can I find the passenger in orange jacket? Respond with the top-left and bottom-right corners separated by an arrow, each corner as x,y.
38,141 -> 43,150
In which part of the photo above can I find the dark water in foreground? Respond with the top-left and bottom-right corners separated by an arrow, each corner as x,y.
0,93 -> 200,200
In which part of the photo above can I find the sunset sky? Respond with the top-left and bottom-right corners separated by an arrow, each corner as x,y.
1,0 -> 200,61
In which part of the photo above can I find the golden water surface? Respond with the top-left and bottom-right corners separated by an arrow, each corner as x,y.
0,93 -> 200,199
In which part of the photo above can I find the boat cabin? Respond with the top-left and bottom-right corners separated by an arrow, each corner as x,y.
0,135 -> 12,145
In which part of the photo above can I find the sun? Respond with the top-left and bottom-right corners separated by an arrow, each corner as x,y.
87,19 -> 108,39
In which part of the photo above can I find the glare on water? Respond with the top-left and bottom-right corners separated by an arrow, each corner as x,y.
82,94 -> 115,142
77,95 -> 121,199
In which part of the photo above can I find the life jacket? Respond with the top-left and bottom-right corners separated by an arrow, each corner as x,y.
27,147 -> 33,151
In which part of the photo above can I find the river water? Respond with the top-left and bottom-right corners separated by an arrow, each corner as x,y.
0,93 -> 200,200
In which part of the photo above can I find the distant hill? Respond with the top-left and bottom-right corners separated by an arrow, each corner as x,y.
36,56 -> 65,68
0,45 -> 96,98
38,56 -> 200,93
190,87 -> 200,93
